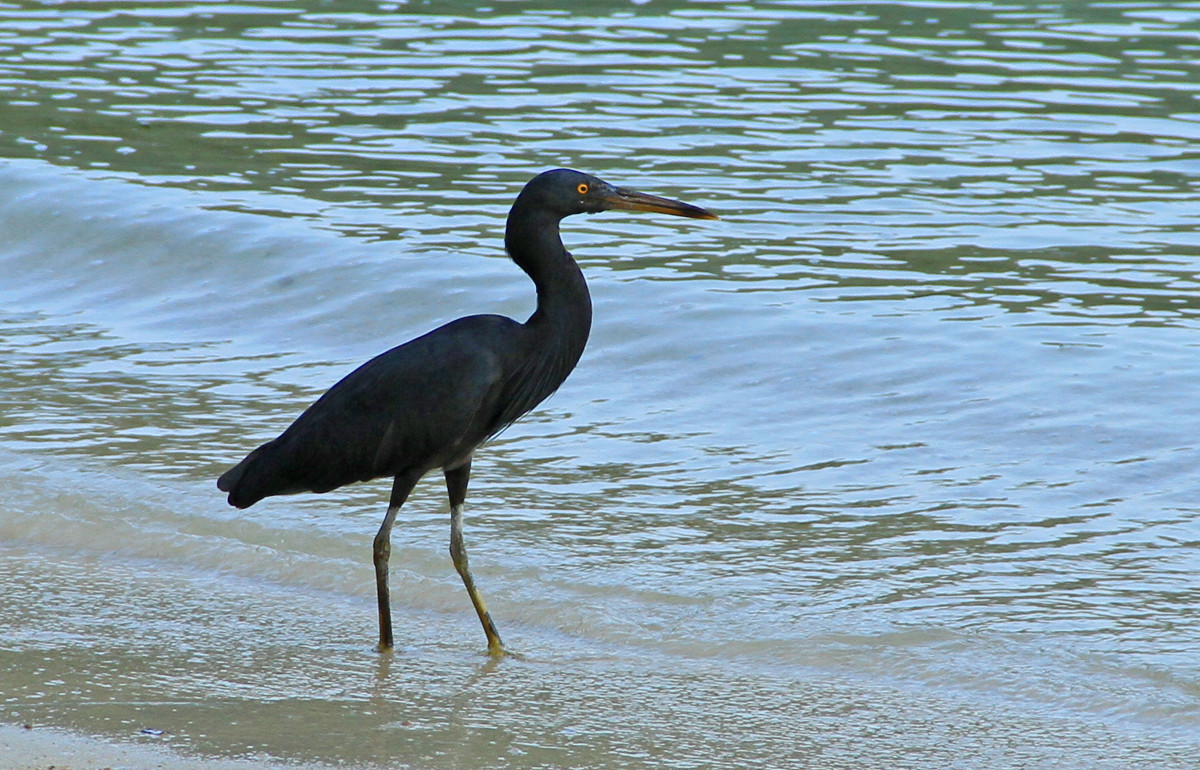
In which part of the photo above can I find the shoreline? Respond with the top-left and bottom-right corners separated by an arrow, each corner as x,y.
0,721 -> 329,770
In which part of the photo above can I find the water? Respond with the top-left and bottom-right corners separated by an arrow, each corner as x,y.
2,1 -> 1199,767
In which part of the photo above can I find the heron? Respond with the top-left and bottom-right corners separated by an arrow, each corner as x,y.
217,169 -> 717,655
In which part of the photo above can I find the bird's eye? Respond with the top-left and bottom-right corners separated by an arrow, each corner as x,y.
577,183 -> 589,195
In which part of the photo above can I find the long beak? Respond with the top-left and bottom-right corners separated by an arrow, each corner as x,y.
601,186 -> 719,220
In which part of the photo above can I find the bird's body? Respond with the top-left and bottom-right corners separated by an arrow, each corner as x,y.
218,169 -> 715,654
220,312 -> 577,506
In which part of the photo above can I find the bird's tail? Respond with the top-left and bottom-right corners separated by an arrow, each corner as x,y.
218,438 -> 316,508
217,446 -> 270,509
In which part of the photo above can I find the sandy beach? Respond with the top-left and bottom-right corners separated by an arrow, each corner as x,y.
0,722 -> 325,770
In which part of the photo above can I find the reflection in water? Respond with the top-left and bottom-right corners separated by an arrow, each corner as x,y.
2,1 -> 1200,768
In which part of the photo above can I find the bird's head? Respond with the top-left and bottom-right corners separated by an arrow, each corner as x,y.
518,168 -> 718,221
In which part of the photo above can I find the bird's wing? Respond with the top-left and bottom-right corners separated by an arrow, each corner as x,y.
234,315 -> 525,500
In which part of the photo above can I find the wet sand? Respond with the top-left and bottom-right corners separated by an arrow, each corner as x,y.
0,722 -> 329,770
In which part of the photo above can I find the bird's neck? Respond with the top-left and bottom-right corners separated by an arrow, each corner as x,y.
505,205 -> 593,359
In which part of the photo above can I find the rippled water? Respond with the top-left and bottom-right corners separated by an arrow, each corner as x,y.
2,2 -> 1200,768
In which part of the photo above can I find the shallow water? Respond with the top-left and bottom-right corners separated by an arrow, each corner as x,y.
2,2 -> 1199,768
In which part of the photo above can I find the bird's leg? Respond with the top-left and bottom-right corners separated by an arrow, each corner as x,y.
444,460 -> 505,656
374,473 -> 418,652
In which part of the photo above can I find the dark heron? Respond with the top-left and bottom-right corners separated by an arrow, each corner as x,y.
217,169 -> 717,655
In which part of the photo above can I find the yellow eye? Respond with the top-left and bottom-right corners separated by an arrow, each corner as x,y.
577,183 -> 589,195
